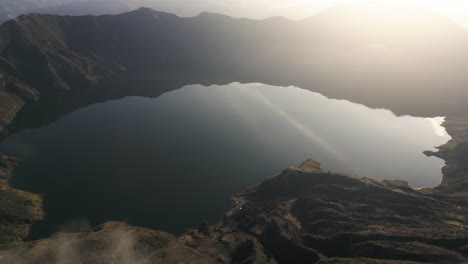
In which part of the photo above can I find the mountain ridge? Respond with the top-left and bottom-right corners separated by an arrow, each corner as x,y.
1,6 -> 468,120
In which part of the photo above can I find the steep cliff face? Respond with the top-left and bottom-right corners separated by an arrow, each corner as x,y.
0,154 -> 43,244
0,14 -> 120,91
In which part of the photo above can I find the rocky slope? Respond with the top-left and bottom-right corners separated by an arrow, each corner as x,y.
0,154 -> 42,245
4,158 -> 468,263
219,159 -> 468,263
425,117 -> 468,198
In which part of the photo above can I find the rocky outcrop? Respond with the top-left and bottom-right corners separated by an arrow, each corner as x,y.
4,159 -> 468,263
221,160 -> 468,263
0,154 -> 43,244
424,116 -> 468,197
0,73 -> 38,137
0,222 -> 218,263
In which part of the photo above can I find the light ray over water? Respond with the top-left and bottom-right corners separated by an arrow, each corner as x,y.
0,82 -> 450,238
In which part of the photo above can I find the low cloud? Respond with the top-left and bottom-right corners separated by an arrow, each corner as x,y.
0,227 -> 154,264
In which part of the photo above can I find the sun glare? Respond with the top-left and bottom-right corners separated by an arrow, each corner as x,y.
270,0 -> 468,28
424,0 -> 468,27
353,0 -> 468,27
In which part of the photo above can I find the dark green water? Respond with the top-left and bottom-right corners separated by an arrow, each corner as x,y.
0,83 -> 449,238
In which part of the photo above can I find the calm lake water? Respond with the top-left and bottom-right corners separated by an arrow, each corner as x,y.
0,83 -> 450,238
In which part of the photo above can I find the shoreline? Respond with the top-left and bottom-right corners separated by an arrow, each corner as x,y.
0,117 -> 468,263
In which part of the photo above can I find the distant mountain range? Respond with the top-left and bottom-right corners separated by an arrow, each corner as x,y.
0,0 -> 313,24
0,4 -> 467,127
0,0 -> 76,22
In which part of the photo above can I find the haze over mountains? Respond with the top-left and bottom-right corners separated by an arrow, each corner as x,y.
0,2 -> 468,135
3,0 -> 468,28
0,0 -> 319,23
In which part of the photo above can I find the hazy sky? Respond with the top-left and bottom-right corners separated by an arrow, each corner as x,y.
3,0 -> 468,29
254,0 -> 468,28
